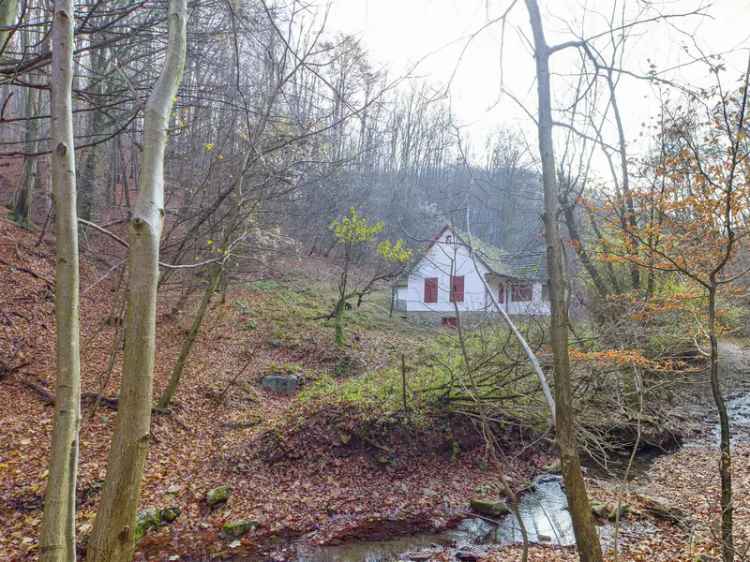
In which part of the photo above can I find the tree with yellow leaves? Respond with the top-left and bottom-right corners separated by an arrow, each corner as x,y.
329,208 -> 411,346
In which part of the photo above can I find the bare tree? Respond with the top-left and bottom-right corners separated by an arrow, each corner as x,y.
85,0 -> 187,558
524,1 -> 603,560
38,0 -> 81,558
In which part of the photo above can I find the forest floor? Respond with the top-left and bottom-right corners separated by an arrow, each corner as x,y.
2,215 -> 750,562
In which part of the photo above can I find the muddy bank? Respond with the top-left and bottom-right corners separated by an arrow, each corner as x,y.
283,341 -> 750,561
208,340 -> 750,562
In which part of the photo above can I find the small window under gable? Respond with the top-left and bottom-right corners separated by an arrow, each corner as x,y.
424,277 -> 438,303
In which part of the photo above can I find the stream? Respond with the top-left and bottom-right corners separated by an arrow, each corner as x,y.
273,342 -> 750,562
294,473 -> 658,562
296,475 -> 575,562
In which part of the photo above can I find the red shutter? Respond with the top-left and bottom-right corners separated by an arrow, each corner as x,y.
424,278 -> 438,303
498,283 -> 505,304
450,275 -> 464,303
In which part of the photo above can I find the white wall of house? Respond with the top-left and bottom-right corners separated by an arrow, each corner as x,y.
395,228 -> 550,316
485,278 -> 551,316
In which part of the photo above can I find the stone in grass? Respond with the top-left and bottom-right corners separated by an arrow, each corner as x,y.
222,519 -> 260,538
207,485 -> 232,507
261,374 -> 300,396
469,498 -> 510,517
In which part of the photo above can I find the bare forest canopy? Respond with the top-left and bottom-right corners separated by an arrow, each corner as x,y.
0,0 -> 545,263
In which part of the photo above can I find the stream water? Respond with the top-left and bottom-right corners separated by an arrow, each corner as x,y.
262,342 -> 750,562
295,475 -> 578,562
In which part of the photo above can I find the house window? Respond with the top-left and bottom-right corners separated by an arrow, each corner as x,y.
450,275 -> 464,303
498,283 -> 505,304
446,235 -> 452,244
424,277 -> 438,303
511,283 -> 533,302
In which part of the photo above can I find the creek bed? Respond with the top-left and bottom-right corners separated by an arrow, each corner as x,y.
295,475 -> 607,561
271,341 -> 750,562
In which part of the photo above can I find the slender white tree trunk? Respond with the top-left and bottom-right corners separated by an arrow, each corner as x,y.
39,0 -> 81,559
84,0 -> 187,560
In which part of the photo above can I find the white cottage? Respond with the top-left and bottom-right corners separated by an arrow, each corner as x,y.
393,225 -> 550,324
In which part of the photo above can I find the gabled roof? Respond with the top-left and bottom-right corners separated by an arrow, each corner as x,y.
394,224 -> 547,286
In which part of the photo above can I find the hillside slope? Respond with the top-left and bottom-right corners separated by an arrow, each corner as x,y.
2,217 -> 534,560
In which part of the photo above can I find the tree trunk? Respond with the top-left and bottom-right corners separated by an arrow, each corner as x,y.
605,70 -> 640,292
335,247 -> 350,346
39,0 -> 81,558
77,43 -> 108,221
561,201 -> 609,301
708,287 -> 734,562
0,0 -> 17,56
158,264 -> 222,409
85,0 -> 187,559
524,2 -> 603,560
334,298 -> 345,346
14,74 -> 38,227
471,255 -> 556,427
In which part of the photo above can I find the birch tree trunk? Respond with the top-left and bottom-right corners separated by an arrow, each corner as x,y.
524,1 -> 603,560
39,0 -> 81,558
85,0 -> 187,559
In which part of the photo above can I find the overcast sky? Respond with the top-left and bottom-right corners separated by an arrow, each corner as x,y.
325,1 -> 750,171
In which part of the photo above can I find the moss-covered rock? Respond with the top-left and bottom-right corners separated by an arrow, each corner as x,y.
134,508 -> 162,542
637,493 -> 686,524
134,506 -> 180,542
161,506 -> 181,522
222,519 -> 260,538
207,485 -> 231,507
607,502 -> 630,521
590,499 -> 609,519
591,499 -> 630,521
470,498 -> 510,517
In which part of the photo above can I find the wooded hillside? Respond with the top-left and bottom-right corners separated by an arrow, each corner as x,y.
2,1 -> 750,562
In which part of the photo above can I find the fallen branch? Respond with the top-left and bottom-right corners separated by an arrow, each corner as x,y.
0,256 -> 54,289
